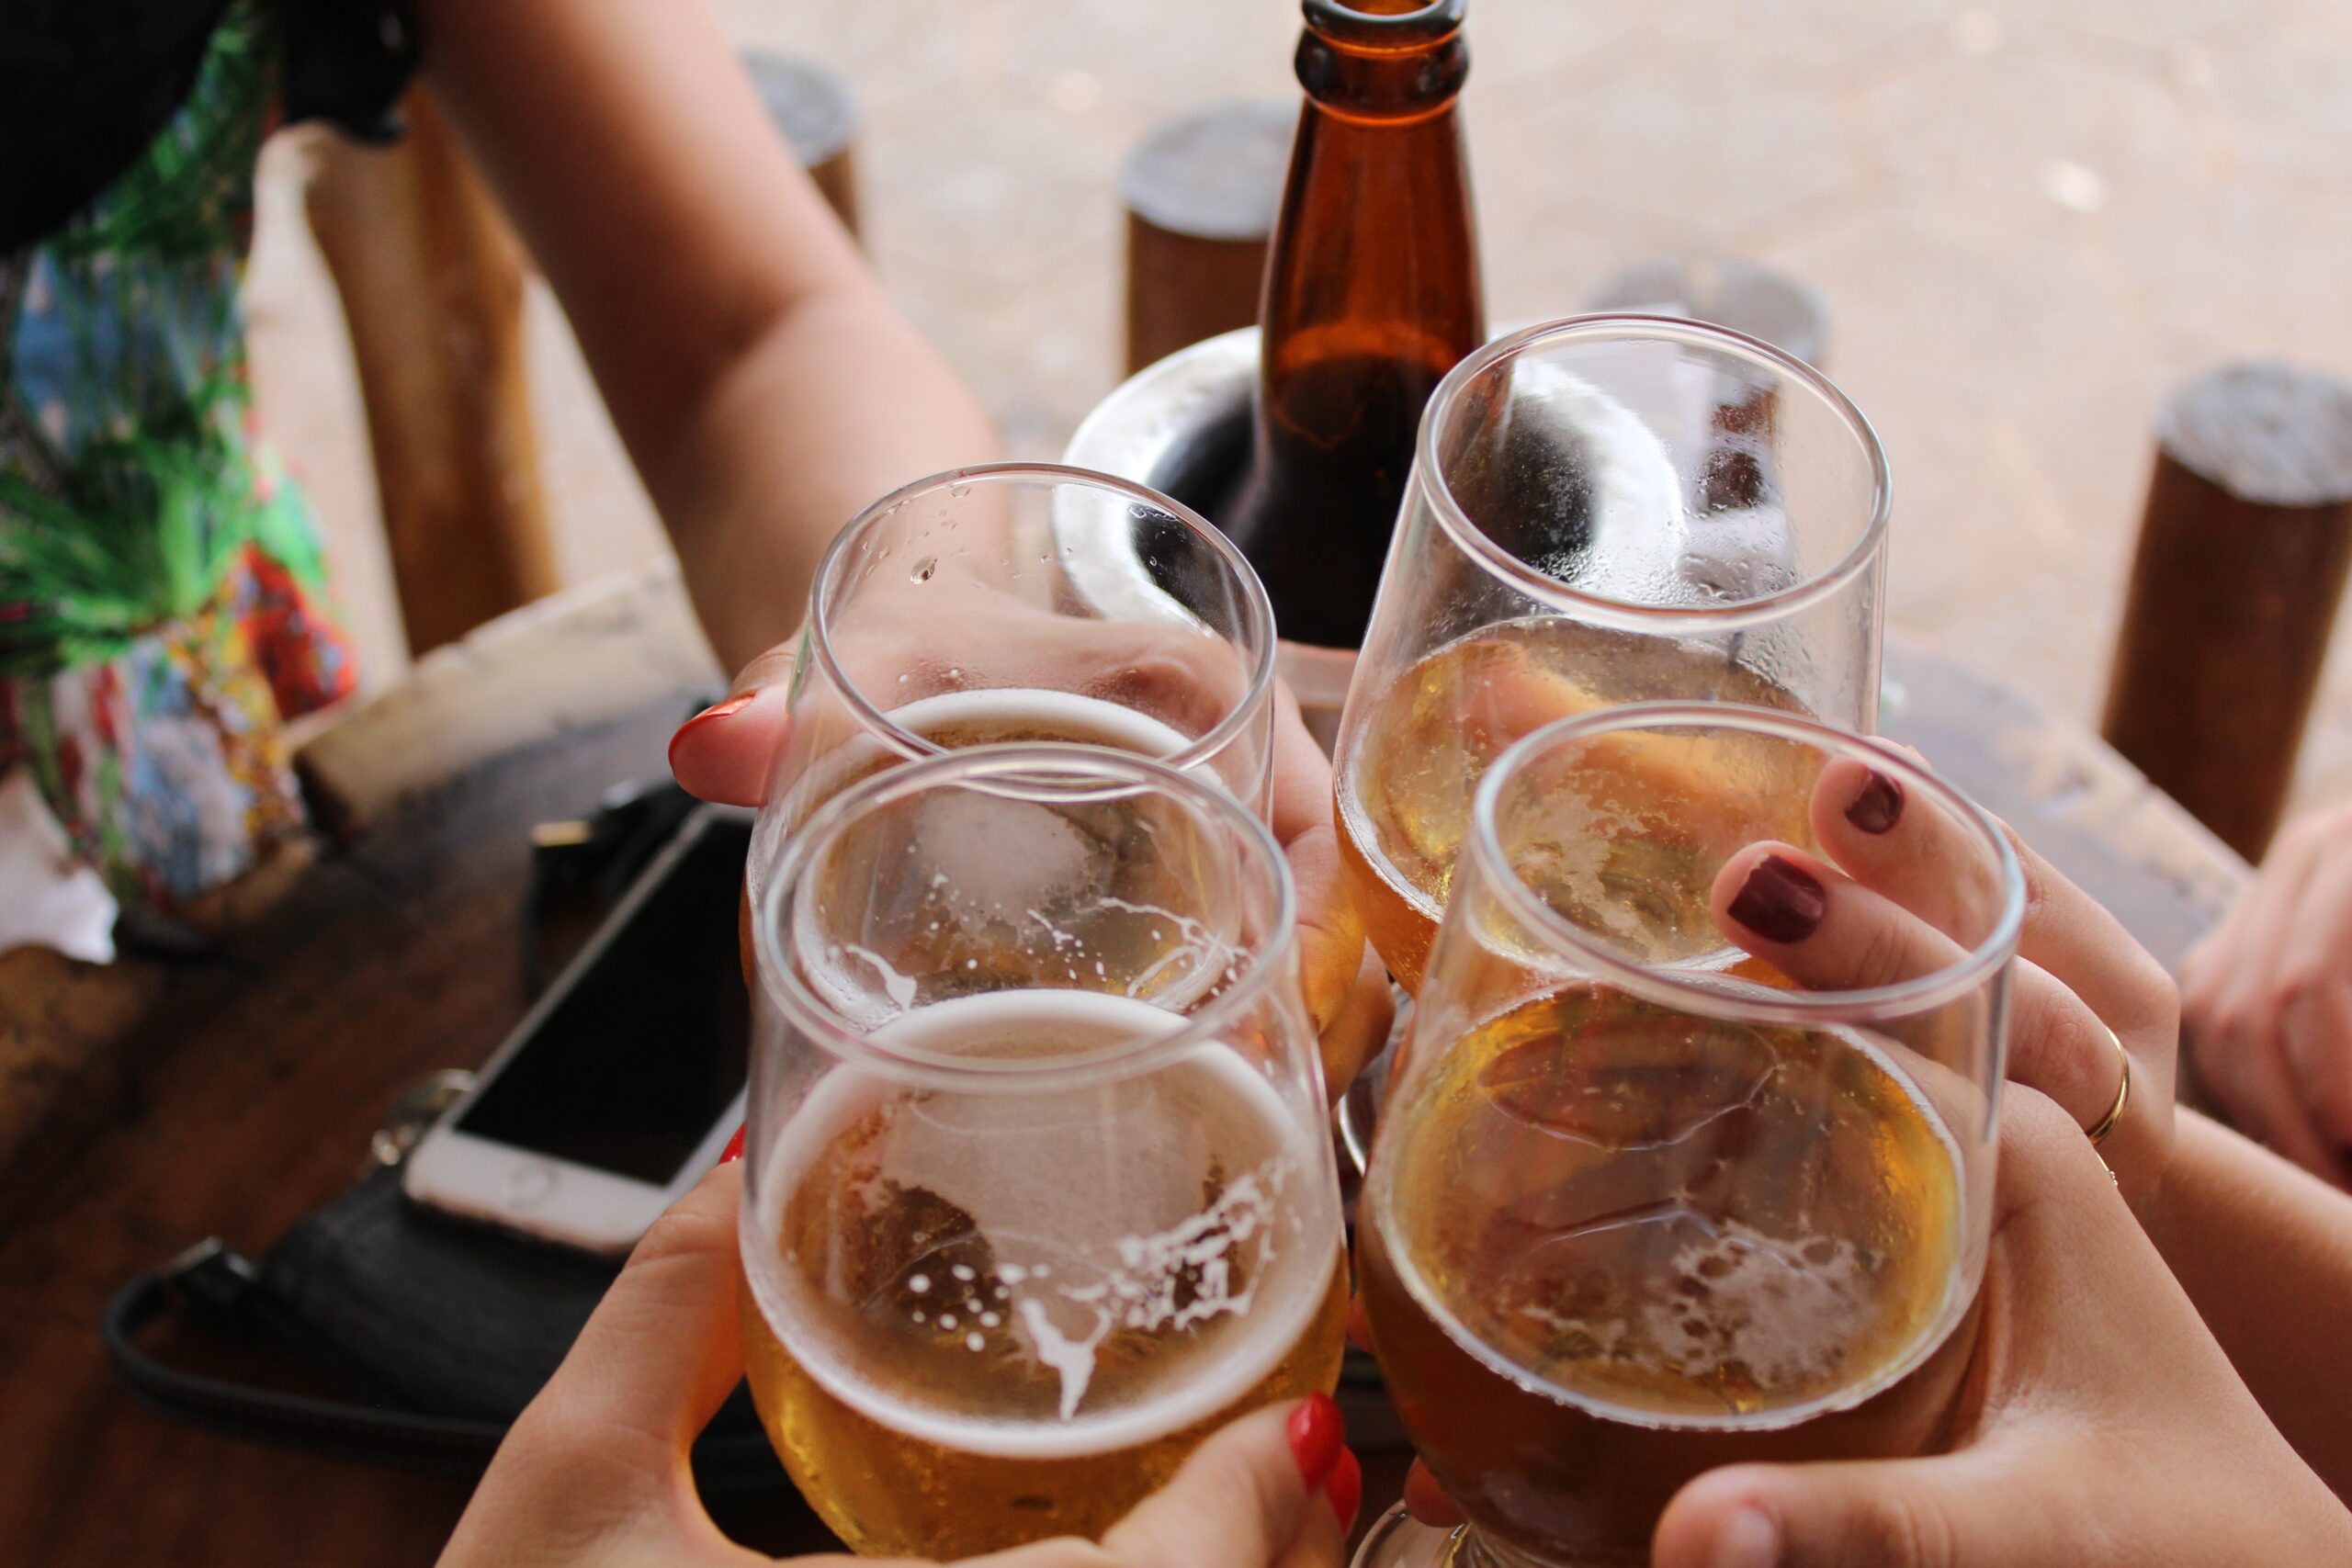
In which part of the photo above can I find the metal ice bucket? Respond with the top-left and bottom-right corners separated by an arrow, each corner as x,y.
1059,328 -> 1361,749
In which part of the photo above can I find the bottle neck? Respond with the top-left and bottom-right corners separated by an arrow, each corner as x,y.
1295,0 -> 1468,123
1261,0 -> 1483,384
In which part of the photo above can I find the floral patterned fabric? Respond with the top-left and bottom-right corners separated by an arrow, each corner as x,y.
0,0 -> 357,909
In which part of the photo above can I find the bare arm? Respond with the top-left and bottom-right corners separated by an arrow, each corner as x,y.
415,0 -> 999,672
2146,1108 -> 2352,1500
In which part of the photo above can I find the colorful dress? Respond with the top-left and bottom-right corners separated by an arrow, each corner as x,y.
1,0 -> 408,910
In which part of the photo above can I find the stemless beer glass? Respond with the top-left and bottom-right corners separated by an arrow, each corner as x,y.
745,463 -> 1278,919
1356,705 -> 2022,1568
743,745 -> 1347,1556
1333,316 -> 1891,992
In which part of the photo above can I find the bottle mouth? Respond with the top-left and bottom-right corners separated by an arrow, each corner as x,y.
1304,0 -> 1465,45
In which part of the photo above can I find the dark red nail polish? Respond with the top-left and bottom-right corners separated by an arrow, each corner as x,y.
1325,1447 -> 1363,1534
718,1123 -> 746,1165
668,693 -> 756,773
1286,1393 -> 1345,1494
1728,854 -> 1827,943
1846,770 -> 1904,834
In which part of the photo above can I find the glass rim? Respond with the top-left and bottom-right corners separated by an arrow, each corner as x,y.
1414,313 -> 1894,634
806,461 -> 1280,779
755,741 -> 1302,1091
1467,701 -> 2025,1023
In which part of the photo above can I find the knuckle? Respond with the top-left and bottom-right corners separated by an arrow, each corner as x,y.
2272,964 -> 2324,1012
1842,1484 -> 1962,1568
1848,910 -> 1916,990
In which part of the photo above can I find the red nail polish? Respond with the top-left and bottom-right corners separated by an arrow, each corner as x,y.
1727,854 -> 1827,943
1325,1447 -> 1363,1534
668,693 -> 757,773
1846,769 -> 1904,834
718,1123 -> 746,1165
1286,1393 -> 1345,1494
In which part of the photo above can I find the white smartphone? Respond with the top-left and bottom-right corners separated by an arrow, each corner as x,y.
403,805 -> 752,1256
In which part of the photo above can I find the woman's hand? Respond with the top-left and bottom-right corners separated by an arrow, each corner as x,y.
1390,1095 -> 2352,1566
670,639 -> 1392,1100
437,1165 -> 1359,1568
2179,803 -> 2352,1188
1648,1089 -> 2352,1567
1706,755 -> 2178,1206
1387,761 -> 2197,1538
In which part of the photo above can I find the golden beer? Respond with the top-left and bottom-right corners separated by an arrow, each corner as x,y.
1360,987 -> 1976,1566
1338,616 -> 1814,990
741,991 -> 1348,1556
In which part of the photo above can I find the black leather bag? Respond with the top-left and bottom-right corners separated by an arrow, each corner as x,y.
102,1162 -> 786,1490
101,780 -> 785,1491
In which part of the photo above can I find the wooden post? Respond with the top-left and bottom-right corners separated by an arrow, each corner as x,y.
740,51 -> 861,241
306,85 -> 558,659
2102,363 -> 2352,861
1122,101 -> 1294,375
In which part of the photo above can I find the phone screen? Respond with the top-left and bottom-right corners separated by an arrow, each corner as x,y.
455,811 -> 752,1184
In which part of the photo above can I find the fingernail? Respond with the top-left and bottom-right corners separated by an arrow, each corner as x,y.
718,1123 -> 746,1165
1845,769 -> 1904,834
1710,1506 -> 1778,1568
1727,854 -> 1826,944
667,693 -> 756,772
1324,1446 -> 1363,1535
1286,1393 -> 1345,1494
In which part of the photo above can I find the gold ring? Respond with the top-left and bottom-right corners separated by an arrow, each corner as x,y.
2086,1025 -> 2131,1148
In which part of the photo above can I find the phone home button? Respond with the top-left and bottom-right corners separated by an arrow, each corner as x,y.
504,1162 -> 560,1211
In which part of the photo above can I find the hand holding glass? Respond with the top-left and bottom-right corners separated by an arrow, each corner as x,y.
1355,705 -> 2022,1568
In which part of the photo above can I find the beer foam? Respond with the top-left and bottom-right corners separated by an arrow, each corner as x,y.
746,990 -> 1340,1460
882,687 -> 1198,760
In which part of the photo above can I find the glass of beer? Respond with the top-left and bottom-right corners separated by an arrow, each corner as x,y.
1333,315 -> 1890,993
742,743 -> 1348,1556
745,464 -> 1277,922
1354,704 -> 2022,1567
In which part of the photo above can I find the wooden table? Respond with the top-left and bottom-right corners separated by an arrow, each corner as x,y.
0,566 -> 2247,1568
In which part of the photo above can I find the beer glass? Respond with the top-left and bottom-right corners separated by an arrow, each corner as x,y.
1355,705 -> 2021,1567
742,744 -> 1348,1556
1333,316 -> 1890,992
745,463 -> 1278,919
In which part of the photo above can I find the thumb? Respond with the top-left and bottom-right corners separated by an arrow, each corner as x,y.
1652,1446 -> 2075,1568
670,644 -> 797,806
1096,1399 -> 1346,1568
518,1163 -> 749,1465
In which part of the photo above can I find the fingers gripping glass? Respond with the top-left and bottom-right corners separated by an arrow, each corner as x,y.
1333,315 -> 1891,996
1354,705 -> 2022,1568
746,462 -> 1279,917
742,745 -> 1346,1557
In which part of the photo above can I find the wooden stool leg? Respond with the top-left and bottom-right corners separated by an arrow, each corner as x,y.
305,85 -> 558,659
2101,363 -> 2352,861
1121,102 -> 1295,375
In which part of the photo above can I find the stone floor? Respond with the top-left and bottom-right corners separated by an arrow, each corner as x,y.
243,0 -> 2352,828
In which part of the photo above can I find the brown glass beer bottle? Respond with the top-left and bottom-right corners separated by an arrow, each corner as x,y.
1220,0 -> 1485,654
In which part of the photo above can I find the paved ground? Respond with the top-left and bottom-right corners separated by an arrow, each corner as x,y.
243,0 -> 2352,829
